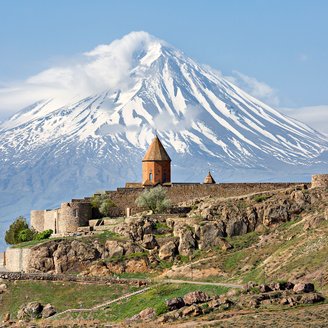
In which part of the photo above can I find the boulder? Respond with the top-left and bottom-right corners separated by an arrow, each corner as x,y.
183,291 -> 211,305
125,258 -> 149,273
259,284 -> 272,293
0,283 -> 7,294
166,297 -> 185,311
293,283 -> 315,293
159,241 -> 177,260
262,203 -> 289,226
139,307 -> 156,320
42,304 -> 56,318
3,313 -> 10,322
177,227 -> 196,256
196,221 -> 225,249
299,293 -> 325,304
142,234 -> 158,250
17,302 -> 43,320
181,305 -> 202,317
105,240 -> 124,258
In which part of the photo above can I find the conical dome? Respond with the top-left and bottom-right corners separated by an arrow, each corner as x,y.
143,136 -> 171,162
203,171 -> 216,184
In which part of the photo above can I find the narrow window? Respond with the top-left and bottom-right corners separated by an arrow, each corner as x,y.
149,173 -> 153,181
163,173 -> 167,182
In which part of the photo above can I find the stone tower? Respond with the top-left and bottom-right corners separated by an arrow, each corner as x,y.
203,171 -> 216,184
142,136 -> 171,186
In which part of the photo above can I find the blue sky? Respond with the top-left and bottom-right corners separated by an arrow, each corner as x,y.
0,0 -> 327,131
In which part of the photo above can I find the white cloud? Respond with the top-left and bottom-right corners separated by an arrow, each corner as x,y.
228,71 -> 280,107
280,105 -> 328,135
0,31 -> 156,121
152,106 -> 199,132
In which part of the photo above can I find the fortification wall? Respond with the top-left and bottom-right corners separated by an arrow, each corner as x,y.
0,252 -> 4,267
312,174 -> 328,188
5,248 -> 31,272
30,210 -> 45,232
57,202 -> 92,233
44,209 -> 59,232
104,182 -> 306,216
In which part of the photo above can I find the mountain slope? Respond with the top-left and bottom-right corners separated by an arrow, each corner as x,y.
0,31 -> 327,247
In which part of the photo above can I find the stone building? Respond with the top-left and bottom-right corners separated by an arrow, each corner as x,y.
142,136 -> 171,186
31,201 -> 92,233
30,134 -> 326,234
203,171 -> 216,184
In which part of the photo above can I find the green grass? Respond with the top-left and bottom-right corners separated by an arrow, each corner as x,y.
252,194 -> 272,203
11,237 -> 64,248
226,231 -> 260,250
223,250 -> 247,272
93,230 -> 123,244
0,280 -> 140,319
64,283 -> 229,322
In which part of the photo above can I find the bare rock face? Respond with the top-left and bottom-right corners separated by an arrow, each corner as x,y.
125,258 -> 149,273
181,304 -> 202,317
17,302 -> 43,320
0,283 -> 7,294
142,234 -> 158,250
183,291 -> 211,305
41,304 -> 57,318
166,297 -> 185,311
159,241 -> 178,260
105,240 -> 124,258
175,226 -> 196,256
27,240 -> 101,274
293,283 -> 315,293
195,221 -> 225,249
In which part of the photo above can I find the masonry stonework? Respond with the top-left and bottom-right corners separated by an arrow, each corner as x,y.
5,248 -> 31,272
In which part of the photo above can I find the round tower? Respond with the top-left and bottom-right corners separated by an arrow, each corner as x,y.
57,202 -> 92,233
142,136 -> 171,186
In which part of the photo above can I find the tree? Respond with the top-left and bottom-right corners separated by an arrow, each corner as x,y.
91,194 -> 116,217
18,228 -> 36,242
5,216 -> 29,245
135,186 -> 171,213
99,199 -> 116,217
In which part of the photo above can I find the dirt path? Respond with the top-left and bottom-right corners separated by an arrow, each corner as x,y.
162,279 -> 242,289
48,286 -> 151,319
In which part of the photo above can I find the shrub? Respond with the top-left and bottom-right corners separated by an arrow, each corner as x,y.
5,216 -> 29,245
135,186 -> 171,213
91,194 -> 116,217
253,194 -> 271,203
35,229 -> 53,241
18,228 -> 36,242
99,199 -> 116,217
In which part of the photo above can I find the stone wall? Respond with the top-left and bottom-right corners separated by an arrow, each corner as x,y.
312,174 -> 328,188
31,202 -> 92,234
0,252 -> 4,267
5,248 -> 31,272
0,271 -> 149,286
57,201 -> 92,233
30,210 -> 45,232
31,182 -> 309,230
44,209 -> 59,232
103,182 -> 307,216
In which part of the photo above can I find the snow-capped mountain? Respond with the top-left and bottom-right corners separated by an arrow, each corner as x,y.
0,31 -> 327,247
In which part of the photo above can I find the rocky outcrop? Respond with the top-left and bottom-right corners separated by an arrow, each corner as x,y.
28,240 -> 101,274
157,281 -> 324,323
17,302 -> 56,320
158,240 -> 178,260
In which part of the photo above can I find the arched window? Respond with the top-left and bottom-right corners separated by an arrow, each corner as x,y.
163,173 -> 167,182
149,173 -> 153,181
